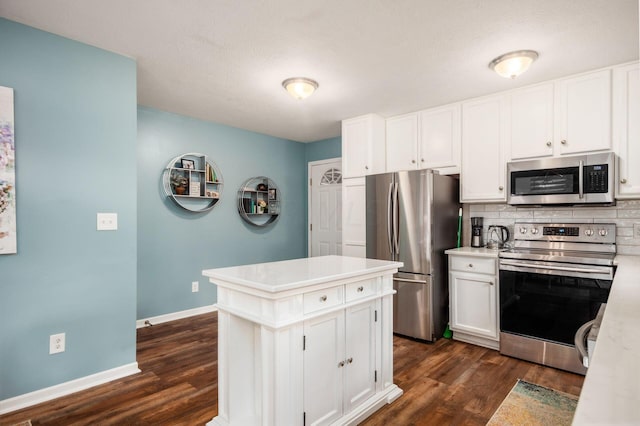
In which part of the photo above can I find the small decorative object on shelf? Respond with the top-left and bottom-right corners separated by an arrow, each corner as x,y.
162,152 -> 224,213
237,176 -> 281,226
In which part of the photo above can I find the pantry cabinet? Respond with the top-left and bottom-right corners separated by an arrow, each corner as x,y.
613,62 -> 640,199
461,94 -> 508,202
342,114 -> 386,178
509,69 -> 612,160
446,249 -> 500,350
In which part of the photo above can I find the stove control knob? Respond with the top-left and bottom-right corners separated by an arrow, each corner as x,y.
531,228 -> 539,235
584,229 -> 594,237
599,229 -> 608,237
519,227 -> 528,234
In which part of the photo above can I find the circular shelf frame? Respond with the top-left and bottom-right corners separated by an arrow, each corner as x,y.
237,176 -> 281,227
162,152 -> 224,213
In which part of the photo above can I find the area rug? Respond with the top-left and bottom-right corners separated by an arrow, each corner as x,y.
487,379 -> 578,426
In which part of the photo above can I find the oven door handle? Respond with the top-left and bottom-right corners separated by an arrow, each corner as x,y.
499,259 -> 608,275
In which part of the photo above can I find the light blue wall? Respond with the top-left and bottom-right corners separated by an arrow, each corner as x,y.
137,107 -> 307,319
0,19 -> 137,400
305,136 -> 341,163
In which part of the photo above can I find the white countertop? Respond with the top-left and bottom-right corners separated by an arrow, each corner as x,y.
202,255 -> 402,293
444,246 -> 502,258
572,255 -> 640,425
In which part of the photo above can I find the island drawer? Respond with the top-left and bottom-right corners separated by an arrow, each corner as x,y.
303,286 -> 344,314
450,255 -> 496,275
345,279 -> 377,302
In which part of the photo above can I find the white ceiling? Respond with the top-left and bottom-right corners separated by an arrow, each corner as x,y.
0,0 -> 638,142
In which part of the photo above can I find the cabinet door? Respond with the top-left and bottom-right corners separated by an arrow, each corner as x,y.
418,103 -> 461,173
344,301 -> 377,413
304,311 -> 345,426
342,114 -> 385,178
449,271 -> 498,339
613,63 -> 640,198
461,95 -> 508,202
510,83 -> 555,160
342,177 -> 366,257
555,69 -> 612,155
386,113 -> 418,172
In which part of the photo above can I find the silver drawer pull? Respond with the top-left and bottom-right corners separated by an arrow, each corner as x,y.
357,286 -> 364,292
468,264 -> 473,268
320,295 -> 327,302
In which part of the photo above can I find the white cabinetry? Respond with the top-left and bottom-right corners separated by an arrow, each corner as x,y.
509,69 -> 612,160
446,250 -> 499,350
385,105 -> 461,174
342,114 -> 386,178
385,113 -> 418,172
203,257 -> 402,426
342,177 -> 366,258
304,300 -> 378,425
613,62 -> 640,199
461,95 -> 508,202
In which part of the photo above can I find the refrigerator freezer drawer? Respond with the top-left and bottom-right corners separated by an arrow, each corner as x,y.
393,275 -> 433,341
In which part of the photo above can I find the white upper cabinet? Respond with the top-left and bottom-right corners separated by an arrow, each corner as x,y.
510,69 -> 612,160
418,103 -> 461,173
613,62 -> 640,199
509,83 -> 555,160
385,104 -> 461,174
385,113 -> 418,172
342,114 -> 386,178
461,94 -> 508,202
554,69 -> 612,155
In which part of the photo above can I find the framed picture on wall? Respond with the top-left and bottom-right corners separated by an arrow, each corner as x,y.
268,188 -> 277,200
181,159 -> 195,169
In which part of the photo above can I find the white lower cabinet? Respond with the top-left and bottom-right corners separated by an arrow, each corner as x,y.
447,252 -> 499,350
304,300 -> 378,425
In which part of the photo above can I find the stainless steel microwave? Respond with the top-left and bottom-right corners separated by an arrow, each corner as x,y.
507,153 -> 615,206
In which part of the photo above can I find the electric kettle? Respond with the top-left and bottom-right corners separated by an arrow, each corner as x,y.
487,225 -> 510,249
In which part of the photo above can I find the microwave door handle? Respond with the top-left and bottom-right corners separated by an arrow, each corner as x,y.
387,182 -> 394,256
579,160 -> 584,199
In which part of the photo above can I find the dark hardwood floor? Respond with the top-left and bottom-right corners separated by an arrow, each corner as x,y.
0,312 -> 583,425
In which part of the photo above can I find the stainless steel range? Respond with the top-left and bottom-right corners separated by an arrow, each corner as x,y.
498,222 -> 616,375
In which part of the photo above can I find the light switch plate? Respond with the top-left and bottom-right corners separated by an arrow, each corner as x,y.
97,213 -> 118,231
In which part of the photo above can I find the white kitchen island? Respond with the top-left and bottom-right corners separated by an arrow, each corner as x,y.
202,255 -> 403,426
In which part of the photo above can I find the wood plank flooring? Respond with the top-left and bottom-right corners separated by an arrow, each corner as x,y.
0,312 -> 583,425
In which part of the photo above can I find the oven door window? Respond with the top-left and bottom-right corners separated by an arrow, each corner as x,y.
499,270 -> 611,345
511,167 -> 579,196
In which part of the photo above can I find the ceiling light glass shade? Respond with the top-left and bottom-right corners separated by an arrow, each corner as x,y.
489,50 -> 539,79
282,77 -> 318,100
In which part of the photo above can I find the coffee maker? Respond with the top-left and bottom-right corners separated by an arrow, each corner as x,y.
471,217 -> 483,247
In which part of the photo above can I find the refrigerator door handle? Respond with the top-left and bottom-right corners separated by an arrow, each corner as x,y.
387,182 -> 394,255
393,182 -> 399,255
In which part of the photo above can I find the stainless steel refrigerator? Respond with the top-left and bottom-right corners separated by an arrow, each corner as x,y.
366,170 -> 460,342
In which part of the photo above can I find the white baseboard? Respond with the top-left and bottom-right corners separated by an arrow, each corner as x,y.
0,362 -> 140,415
136,304 -> 217,328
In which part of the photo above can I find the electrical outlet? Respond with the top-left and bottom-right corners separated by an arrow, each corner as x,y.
634,223 -> 640,239
49,333 -> 65,354
192,281 -> 199,292
97,213 -> 118,231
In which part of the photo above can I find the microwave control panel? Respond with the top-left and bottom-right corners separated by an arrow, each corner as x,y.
584,164 -> 608,193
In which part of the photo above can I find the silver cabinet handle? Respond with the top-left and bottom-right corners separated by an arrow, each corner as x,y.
468,264 -> 473,268
546,141 -> 552,147
338,361 -> 345,368
411,159 -> 416,164
421,158 -> 425,162
365,165 -> 369,170
499,186 -> 504,191
357,286 -> 364,292
561,139 -> 567,145
320,295 -> 327,302
621,178 -> 627,184
347,357 -> 353,364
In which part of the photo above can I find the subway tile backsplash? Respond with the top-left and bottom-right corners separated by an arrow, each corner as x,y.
462,200 -> 640,256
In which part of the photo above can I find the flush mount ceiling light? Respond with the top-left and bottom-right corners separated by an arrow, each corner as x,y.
489,50 -> 539,79
282,77 -> 319,100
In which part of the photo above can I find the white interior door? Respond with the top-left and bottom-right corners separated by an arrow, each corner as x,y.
309,159 -> 342,257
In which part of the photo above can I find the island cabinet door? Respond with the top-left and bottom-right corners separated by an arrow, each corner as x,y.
344,300 -> 378,412
303,310 -> 345,426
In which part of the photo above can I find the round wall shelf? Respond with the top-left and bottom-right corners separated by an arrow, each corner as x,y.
162,152 -> 224,213
237,176 -> 281,226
